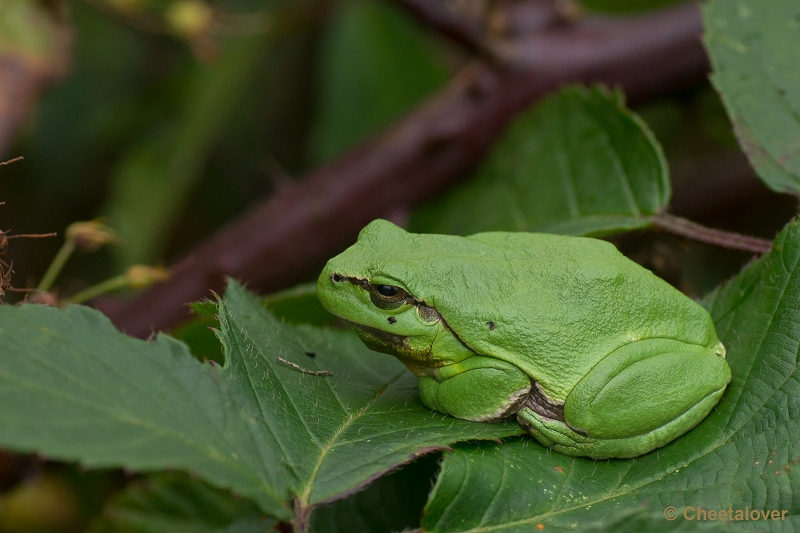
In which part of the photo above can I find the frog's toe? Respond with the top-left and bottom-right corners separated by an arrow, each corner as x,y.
517,409 -> 575,449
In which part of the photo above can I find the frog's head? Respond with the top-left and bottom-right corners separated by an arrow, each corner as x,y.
317,219 -> 453,375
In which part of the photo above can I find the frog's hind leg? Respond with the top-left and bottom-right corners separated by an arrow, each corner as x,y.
517,338 -> 731,459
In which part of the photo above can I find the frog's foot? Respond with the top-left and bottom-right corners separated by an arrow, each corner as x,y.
418,355 -> 532,422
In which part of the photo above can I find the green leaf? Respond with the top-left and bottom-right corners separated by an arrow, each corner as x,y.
88,473 -> 270,533
171,313 -> 225,364
173,284 -> 335,366
410,85 -> 670,237
0,300 -> 290,518
262,282 -> 336,327
421,219 -> 800,532
311,454 -> 439,533
307,0 -> 449,166
0,281 -> 519,522
703,0 -> 800,194
216,281 -> 522,510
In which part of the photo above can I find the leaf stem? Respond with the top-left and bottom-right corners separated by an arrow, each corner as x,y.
650,212 -> 772,255
61,274 -> 129,306
37,240 -> 76,292
293,497 -> 312,533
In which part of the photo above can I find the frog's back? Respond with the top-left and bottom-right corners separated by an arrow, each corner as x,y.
386,229 -> 718,399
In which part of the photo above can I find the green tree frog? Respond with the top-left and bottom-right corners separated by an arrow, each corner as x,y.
316,219 -> 731,458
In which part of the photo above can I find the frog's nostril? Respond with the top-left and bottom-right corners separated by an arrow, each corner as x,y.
331,273 -> 344,283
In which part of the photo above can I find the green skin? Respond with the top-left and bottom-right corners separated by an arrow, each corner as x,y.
316,219 -> 731,459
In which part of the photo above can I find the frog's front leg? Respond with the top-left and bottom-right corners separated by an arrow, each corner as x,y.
418,355 -> 531,422
517,338 -> 731,459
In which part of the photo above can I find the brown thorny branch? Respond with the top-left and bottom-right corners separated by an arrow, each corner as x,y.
1,1 -> 766,336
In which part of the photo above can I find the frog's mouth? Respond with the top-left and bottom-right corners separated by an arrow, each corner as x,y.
343,320 -> 444,377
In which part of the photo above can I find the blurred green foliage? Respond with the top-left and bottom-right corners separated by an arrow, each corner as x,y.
0,0 -> 61,55
1,0 -> 799,531
704,0 -> 800,194
306,0 -> 449,165
3,0 -> 450,296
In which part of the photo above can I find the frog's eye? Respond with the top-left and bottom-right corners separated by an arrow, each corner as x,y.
376,285 -> 398,296
369,284 -> 407,310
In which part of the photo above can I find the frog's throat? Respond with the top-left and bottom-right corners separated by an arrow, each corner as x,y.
343,320 -> 445,376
